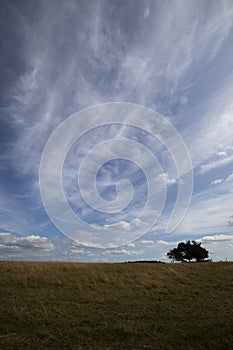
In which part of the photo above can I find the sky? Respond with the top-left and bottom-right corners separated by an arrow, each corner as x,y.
1,0 -> 233,262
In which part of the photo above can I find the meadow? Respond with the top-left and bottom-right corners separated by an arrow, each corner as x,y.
0,261 -> 233,350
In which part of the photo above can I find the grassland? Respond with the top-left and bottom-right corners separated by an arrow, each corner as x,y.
0,261 -> 233,350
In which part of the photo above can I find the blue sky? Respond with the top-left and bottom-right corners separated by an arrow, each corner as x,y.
1,0 -> 233,262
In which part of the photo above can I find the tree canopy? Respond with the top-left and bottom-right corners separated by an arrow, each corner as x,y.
167,240 -> 209,262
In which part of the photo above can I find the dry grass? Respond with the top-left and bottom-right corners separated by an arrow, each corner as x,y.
0,261 -> 233,349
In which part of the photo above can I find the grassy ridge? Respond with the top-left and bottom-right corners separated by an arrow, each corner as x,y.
0,261 -> 233,349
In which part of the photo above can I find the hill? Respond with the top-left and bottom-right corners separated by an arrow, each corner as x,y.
0,261 -> 233,349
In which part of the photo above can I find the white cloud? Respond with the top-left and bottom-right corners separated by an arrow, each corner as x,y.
176,182 -> 233,236
8,0 -> 233,182
126,242 -> 136,248
211,179 -> 224,185
210,173 -> 233,186
158,172 -> 177,185
70,249 -> 85,255
91,221 -> 131,231
140,240 -> 155,246
0,233 -> 54,253
103,249 -> 144,256
216,151 -> 227,157
131,218 -> 143,226
156,240 -> 178,247
198,234 -> 233,244
199,153 -> 233,174
226,173 -> 233,182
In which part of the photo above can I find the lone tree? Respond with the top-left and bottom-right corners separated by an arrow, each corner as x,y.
167,240 -> 209,262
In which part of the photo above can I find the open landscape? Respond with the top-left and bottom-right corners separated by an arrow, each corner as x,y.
1,261 -> 233,350
1,3 -> 233,349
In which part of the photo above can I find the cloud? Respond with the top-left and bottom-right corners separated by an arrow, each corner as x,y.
126,242 -> 136,248
131,218 -> 143,226
211,179 -> 224,185
228,216 -> 233,226
226,173 -> 233,182
176,183 -> 233,236
91,220 -> 131,231
158,172 -> 177,185
6,0 -> 233,182
156,240 -> 178,247
199,153 -> 233,175
103,249 -> 144,256
140,240 -> 155,246
198,234 -> 233,244
69,249 -> 85,255
0,233 -> 54,253
91,218 -> 145,233
210,172 -> 233,186
216,151 -> 227,157
139,239 -> 178,247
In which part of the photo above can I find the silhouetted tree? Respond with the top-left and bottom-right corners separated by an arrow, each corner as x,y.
190,240 -> 209,262
167,240 -> 209,262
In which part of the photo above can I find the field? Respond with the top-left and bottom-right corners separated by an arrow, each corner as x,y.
0,261 -> 233,350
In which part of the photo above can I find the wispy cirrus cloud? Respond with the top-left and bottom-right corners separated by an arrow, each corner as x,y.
5,0 -> 233,179
198,151 -> 233,175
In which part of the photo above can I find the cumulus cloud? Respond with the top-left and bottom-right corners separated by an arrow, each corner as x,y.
0,233 -> 54,253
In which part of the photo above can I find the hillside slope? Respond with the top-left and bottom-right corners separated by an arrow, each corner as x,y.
0,261 -> 233,349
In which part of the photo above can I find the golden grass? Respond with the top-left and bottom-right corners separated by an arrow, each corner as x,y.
0,261 -> 233,349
